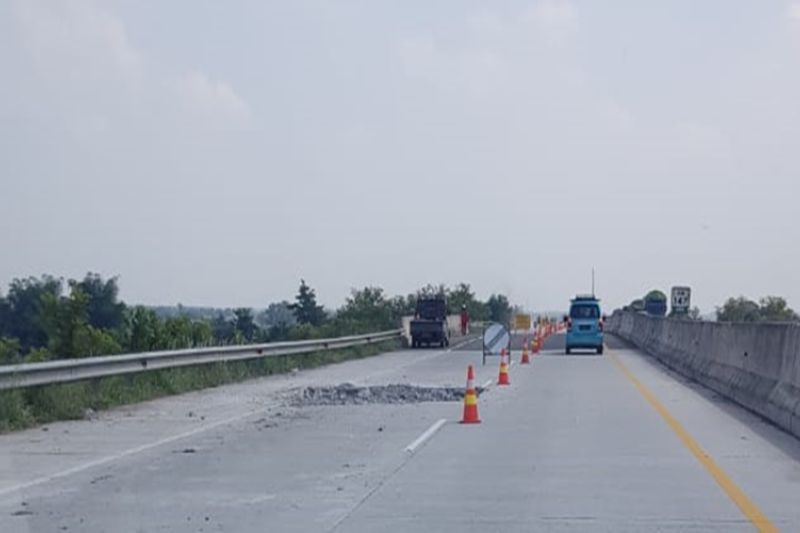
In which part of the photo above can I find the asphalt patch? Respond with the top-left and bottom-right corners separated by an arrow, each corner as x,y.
292,383 -> 482,406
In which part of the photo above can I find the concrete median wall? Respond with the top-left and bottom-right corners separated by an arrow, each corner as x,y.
607,312 -> 800,439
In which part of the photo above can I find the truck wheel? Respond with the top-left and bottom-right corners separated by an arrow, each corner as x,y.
597,346 -> 604,355
565,347 -> 571,355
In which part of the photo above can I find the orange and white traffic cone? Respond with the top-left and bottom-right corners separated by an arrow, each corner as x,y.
498,349 -> 510,385
461,365 -> 481,424
521,343 -> 530,364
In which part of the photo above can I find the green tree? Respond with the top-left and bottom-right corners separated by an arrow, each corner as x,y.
447,283 -> 474,313
417,284 -> 447,298
287,323 -> 322,341
255,302 -> 292,341
0,296 -> 11,337
715,296 -> 798,323
71,273 -> 126,330
257,301 -> 296,329
290,280 -> 325,326
123,306 -> 165,352
190,320 -> 214,347
73,326 -> 122,357
758,296 -> 798,322
162,315 -> 194,349
0,337 -> 21,365
211,313 -> 235,344
25,347 -> 52,363
40,286 -> 122,358
4,275 -> 63,352
716,297 -> 760,322
40,286 -> 89,358
335,287 -> 396,333
388,294 -> 416,320
447,282 -> 488,320
233,308 -> 257,342
486,294 -> 512,325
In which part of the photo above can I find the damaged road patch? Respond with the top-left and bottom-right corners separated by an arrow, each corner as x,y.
291,383 -> 483,407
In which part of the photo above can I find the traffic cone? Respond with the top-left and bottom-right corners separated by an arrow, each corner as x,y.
521,343 -> 530,364
533,335 -> 541,354
498,349 -> 510,385
461,365 -> 481,424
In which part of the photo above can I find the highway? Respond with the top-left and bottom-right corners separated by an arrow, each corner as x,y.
2,334 -> 800,532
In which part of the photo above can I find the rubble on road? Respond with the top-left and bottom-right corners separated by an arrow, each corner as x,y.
290,383 -> 483,406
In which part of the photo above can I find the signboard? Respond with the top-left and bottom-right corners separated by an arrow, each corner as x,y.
671,286 -> 691,314
513,314 -> 531,331
482,323 -> 510,365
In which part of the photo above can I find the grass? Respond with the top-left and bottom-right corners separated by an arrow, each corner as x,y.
0,339 -> 400,433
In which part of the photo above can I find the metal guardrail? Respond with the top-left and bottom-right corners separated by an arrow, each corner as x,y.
0,329 -> 403,390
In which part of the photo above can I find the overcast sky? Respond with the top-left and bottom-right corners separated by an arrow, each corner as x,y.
1,1 -> 799,313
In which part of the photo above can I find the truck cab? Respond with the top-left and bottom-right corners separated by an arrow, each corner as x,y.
565,295 -> 604,355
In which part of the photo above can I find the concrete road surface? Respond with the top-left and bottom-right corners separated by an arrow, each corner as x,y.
1,333 -> 799,532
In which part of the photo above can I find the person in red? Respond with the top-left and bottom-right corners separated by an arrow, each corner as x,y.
460,305 -> 470,335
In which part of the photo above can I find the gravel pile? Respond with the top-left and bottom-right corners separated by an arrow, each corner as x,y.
292,383 -> 483,406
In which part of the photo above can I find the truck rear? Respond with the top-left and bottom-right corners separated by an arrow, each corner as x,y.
410,296 -> 450,348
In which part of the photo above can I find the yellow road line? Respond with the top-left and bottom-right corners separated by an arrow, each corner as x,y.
608,349 -> 778,533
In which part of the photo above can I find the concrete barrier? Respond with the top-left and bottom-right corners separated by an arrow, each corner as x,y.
607,312 -> 800,439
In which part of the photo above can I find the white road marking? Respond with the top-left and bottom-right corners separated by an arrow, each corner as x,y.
0,408 -> 264,500
404,418 -> 447,454
1,339 -> 478,500
482,379 -> 493,389
235,493 -> 278,505
446,337 -> 477,352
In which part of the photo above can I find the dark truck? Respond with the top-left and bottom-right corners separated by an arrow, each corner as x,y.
410,296 -> 450,348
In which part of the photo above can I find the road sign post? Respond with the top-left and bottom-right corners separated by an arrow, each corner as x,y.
482,322 -> 510,366
513,314 -> 531,332
671,286 -> 691,316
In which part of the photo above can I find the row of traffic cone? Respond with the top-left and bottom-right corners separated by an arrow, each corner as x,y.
459,349 -> 512,423
461,344 -> 532,423
461,328 -> 561,423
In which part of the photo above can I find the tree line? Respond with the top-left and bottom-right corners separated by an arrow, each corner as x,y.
618,291 -> 798,323
716,296 -> 799,323
0,274 -> 512,365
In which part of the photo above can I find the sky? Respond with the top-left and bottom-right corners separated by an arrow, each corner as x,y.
1,0 -> 799,314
